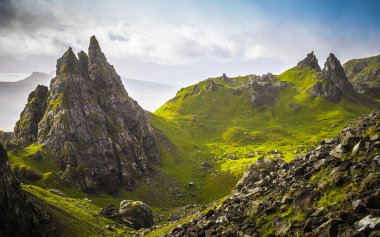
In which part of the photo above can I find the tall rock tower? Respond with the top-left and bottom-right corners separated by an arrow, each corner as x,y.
12,36 -> 160,193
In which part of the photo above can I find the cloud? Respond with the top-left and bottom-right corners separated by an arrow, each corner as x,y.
0,0 -> 59,31
0,0 -> 379,69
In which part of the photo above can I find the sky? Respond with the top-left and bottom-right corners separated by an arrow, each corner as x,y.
0,0 -> 380,86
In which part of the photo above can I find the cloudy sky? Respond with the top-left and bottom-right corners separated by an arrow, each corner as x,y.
0,0 -> 380,86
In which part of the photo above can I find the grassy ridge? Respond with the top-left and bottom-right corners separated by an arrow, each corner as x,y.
152,66 -> 375,200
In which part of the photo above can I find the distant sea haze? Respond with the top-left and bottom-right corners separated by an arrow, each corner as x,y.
0,73 -> 29,82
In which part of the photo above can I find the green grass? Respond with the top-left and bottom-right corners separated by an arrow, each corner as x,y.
316,186 -> 349,209
23,184 -> 122,237
152,66 -> 376,207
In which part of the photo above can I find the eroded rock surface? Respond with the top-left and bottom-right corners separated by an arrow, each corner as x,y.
12,36 -> 160,193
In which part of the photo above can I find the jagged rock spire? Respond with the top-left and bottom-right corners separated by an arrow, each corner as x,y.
13,36 -> 160,194
88,35 -> 107,64
323,53 -> 346,78
297,51 -> 321,71
56,47 -> 80,75
310,53 -> 356,102
12,85 -> 49,146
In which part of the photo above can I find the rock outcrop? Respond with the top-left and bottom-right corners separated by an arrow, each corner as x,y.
344,55 -> 380,99
244,73 -> 287,108
297,51 -> 321,71
12,36 -> 160,193
100,200 -> 154,230
310,53 -> 357,102
0,142 -> 43,236
12,85 -> 49,146
168,109 -> 380,236
0,130 -> 12,144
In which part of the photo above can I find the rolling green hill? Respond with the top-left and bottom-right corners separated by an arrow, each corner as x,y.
151,63 -> 377,203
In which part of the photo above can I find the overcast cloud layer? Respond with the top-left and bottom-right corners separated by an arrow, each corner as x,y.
0,0 -> 380,85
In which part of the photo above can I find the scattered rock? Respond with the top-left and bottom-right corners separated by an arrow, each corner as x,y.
164,109 -> 380,237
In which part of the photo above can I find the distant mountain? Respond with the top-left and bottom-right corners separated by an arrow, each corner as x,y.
344,55 -> 380,99
0,72 -> 52,131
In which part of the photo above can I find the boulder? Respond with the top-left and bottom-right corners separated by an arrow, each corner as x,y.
119,200 -> 154,230
354,215 -> 380,232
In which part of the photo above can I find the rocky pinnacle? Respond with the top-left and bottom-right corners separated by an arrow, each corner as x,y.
310,53 -> 356,102
297,51 -> 321,71
12,36 -> 160,193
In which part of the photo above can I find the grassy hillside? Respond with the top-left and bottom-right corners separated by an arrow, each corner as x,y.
152,66 -> 376,203
344,55 -> 380,98
344,55 -> 380,83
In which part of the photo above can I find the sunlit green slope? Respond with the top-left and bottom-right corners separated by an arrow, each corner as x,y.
152,66 -> 377,199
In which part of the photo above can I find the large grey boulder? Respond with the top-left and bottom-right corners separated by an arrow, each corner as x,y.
119,200 -> 154,230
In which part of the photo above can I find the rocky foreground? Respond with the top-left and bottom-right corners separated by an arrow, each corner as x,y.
168,109 -> 380,236
0,142 -> 45,236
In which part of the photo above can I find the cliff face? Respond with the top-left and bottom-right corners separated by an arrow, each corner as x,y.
12,36 -> 160,193
310,53 -> 357,102
0,142 -> 42,236
12,85 -> 49,146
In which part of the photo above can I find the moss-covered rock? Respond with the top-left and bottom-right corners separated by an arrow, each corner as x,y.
119,200 -> 154,230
